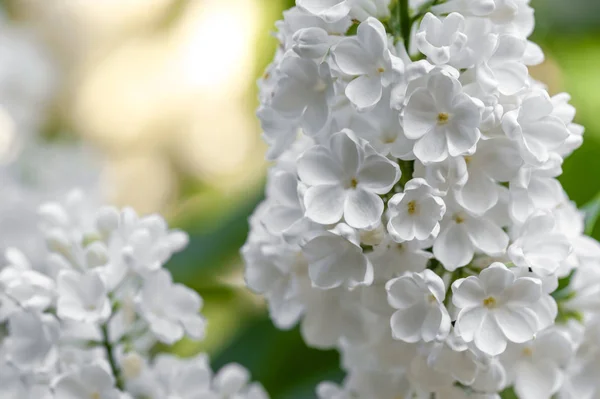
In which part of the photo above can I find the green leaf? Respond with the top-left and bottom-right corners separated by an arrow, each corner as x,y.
552,269 -> 577,302
582,191 -> 600,236
500,387 -> 519,399
166,190 -> 264,286
556,308 -> 584,324
212,317 -> 343,398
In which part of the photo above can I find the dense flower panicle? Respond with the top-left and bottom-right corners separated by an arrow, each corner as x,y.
0,191 -> 268,399
245,0 -> 600,398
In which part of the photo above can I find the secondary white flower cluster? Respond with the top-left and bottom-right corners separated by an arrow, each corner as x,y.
0,191 -> 268,399
245,0 -> 600,398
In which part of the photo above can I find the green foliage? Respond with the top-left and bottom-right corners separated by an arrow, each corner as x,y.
500,387 -> 519,399
166,189 -> 264,288
212,318 -> 343,398
582,191 -> 600,237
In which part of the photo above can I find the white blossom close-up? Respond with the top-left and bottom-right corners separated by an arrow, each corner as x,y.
244,0 -> 600,397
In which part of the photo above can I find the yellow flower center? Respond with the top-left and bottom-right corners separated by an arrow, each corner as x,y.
522,347 -> 533,357
377,67 -> 385,73
407,200 -> 417,215
91,393 -> 100,399
437,112 -> 450,124
383,134 -> 396,144
350,178 -> 359,189
483,297 -> 497,308
313,80 -> 328,93
464,156 -> 472,165
454,214 -> 465,224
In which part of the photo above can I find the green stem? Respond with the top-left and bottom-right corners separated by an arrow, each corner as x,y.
398,160 -> 414,188
399,0 -> 411,51
101,324 -> 125,390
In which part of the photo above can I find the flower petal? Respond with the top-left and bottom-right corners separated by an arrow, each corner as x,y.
494,307 -> 537,344
333,38 -> 372,76
433,223 -> 473,270
390,304 -> 428,343
478,263 -> 514,296
413,126 -> 448,163
452,276 -> 486,308
455,306 -> 486,342
298,146 -> 344,185
474,312 -> 506,356
345,75 -> 383,110
304,185 -> 346,225
404,89 -> 438,139
464,217 -> 508,256
343,188 -> 383,229
505,277 -> 542,306
357,155 -> 400,193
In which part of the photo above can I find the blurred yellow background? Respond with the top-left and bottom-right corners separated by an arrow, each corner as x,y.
9,0 -> 275,215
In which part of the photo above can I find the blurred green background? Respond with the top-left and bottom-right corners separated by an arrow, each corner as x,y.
5,0 -> 600,397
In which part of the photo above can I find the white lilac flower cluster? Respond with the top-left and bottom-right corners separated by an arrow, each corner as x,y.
0,191 -> 269,399
244,0 -> 600,398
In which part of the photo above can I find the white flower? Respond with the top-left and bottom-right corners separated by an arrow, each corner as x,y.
431,0 -> 496,17
301,286 -> 373,348
508,154 -> 563,223
262,170 -> 307,238
508,211 -> 572,276
257,106 -> 298,161
127,353 -> 213,398
0,362 -> 53,399
135,269 -> 205,344
427,336 -> 480,386
403,71 -> 482,163
387,178 -> 446,242
500,328 -> 573,399
386,269 -> 451,343
408,352 -> 455,393
452,263 -> 544,356
454,138 -> 522,215
292,27 -> 339,60
213,363 -> 269,399
475,34 -> 530,96
5,311 -> 59,370
333,17 -> 402,109
369,237 -> 432,280
52,363 -> 122,399
502,91 -> 569,166
246,0 -> 596,396
297,0 -> 353,23
316,381 -> 348,399
552,92 -> 584,157
352,89 -> 414,159
416,13 -> 468,65
297,130 -> 400,229
242,226 -> 303,329
302,226 -> 373,289
271,52 -> 334,134
0,251 -> 55,319
433,196 -> 508,270
56,270 -> 111,324
413,154 -> 469,194
297,0 -> 390,23
121,213 -> 189,276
